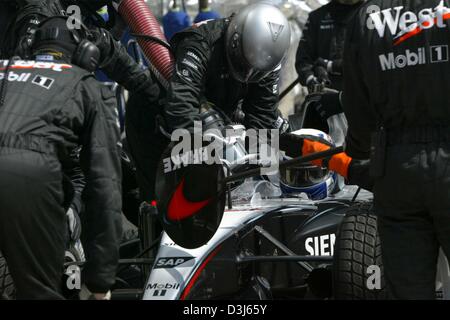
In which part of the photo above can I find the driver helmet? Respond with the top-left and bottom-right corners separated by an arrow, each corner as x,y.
280,129 -> 337,200
225,2 -> 291,83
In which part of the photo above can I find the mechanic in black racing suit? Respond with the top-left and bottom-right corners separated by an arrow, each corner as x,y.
165,2 -> 290,131
288,0 -> 450,300
1,0 -> 162,228
295,0 -> 364,93
294,0 -> 364,133
0,16 -> 122,299
0,2 -> 18,59
0,0 -> 159,97
131,3 -> 292,202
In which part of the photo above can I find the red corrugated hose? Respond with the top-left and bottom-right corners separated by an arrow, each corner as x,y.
118,0 -> 174,84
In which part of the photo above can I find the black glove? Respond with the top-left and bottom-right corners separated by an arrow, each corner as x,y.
314,92 -> 343,120
275,115 -> 290,134
330,59 -> 343,75
91,27 -> 161,99
315,58 -> 343,76
279,133 -> 304,158
90,28 -> 114,64
67,207 -> 82,242
306,76 -> 323,94
306,65 -> 331,94
314,65 -> 331,86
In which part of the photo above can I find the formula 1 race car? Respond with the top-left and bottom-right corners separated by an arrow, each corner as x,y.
129,99 -> 450,300
134,108 -> 382,300
143,178 -> 376,300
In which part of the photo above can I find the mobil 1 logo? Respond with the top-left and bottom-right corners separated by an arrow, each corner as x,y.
430,45 -> 449,63
380,45 -> 449,71
146,282 -> 181,297
32,75 -> 54,89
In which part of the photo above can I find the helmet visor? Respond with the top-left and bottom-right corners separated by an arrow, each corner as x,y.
280,165 -> 331,188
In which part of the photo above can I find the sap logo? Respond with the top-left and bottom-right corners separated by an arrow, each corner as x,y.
146,282 -> 180,290
305,234 -> 336,256
0,72 -> 31,83
367,0 -> 450,45
379,47 -> 426,71
155,257 -> 194,269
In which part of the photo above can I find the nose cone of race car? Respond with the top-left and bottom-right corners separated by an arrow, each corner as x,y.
155,143 -> 226,249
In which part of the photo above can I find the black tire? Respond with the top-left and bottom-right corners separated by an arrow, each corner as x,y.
333,202 -> 387,300
0,253 -> 15,300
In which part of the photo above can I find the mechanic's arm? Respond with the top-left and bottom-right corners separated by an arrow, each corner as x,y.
63,147 -> 85,243
165,35 -> 210,131
66,147 -> 85,216
341,13 -> 376,159
78,80 -> 123,295
295,14 -> 318,86
242,69 -> 280,130
92,28 -> 161,100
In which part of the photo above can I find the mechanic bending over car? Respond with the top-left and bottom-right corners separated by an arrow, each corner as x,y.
126,2 -> 292,202
296,0 -> 364,93
288,0 -> 450,300
2,0 -> 162,224
0,16 -> 123,300
1,0 -> 160,98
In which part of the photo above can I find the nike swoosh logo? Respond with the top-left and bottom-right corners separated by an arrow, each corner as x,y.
167,178 -> 212,221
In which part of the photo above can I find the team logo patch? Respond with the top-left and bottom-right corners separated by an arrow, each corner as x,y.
154,257 -> 195,269
32,75 -> 54,89
367,0 -> 450,46
268,22 -> 284,42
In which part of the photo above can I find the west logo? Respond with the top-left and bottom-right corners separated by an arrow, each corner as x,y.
368,0 -> 450,45
0,60 -> 72,72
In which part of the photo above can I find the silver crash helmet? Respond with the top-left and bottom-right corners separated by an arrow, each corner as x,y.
280,129 -> 336,200
225,3 -> 291,83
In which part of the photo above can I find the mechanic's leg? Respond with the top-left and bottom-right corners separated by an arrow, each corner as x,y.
429,143 -> 450,271
376,204 -> 438,299
125,91 -> 169,249
125,91 -> 169,202
375,144 -> 438,299
0,151 -> 67,300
